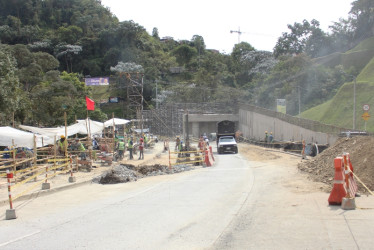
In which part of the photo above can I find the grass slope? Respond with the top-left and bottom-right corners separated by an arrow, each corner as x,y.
302,38 -> 374,132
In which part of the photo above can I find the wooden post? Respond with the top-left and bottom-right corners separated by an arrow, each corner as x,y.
64,112 -> 68,157
54,135 -> 57,174
33,135 -> 37,181
12,139 -> 16,180
112,113 -> 115,153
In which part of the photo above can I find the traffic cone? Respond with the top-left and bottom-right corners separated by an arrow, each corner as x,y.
328,157 -> 347,205
205,150 -> 212,167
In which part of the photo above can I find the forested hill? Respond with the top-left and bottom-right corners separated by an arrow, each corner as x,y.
0,0 -> 373,129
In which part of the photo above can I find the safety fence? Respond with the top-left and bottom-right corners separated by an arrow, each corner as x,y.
4,155 -> 76,219
168,145 -> 215,168
328,153 -> 373,210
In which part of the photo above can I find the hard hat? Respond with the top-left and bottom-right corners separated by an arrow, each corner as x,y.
140,138 -> 144,141
75,138 -> 79,141
265,131 -> 268,133
60,135 -> 65,138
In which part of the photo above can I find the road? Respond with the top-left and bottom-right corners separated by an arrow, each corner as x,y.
1,149 -> 374,249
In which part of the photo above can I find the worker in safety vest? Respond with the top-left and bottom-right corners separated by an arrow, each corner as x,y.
117,139 -> 125,160
72,138 -> 86,160
58,135 -> 68,156
144,134 -> 148,148
175,136 -> 181,151
264,131 -> 268,143
128,137 -> 134,160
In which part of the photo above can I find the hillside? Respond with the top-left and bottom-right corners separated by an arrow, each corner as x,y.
301,37 -> 374,132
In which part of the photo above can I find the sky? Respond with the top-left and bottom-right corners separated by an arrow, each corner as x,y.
100,0 -> 353,54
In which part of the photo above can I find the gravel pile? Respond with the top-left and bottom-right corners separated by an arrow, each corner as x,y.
94,164 -> 138,184
94,163 -> 195,184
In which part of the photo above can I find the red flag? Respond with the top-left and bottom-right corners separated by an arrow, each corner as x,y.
85,96 -> 95,110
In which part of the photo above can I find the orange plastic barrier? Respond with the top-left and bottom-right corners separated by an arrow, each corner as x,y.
204,150 -> 212,167
347,155 -> 358,196
209,146 -> 215,161
328,157 -> 347,205
328,155 -> 358,205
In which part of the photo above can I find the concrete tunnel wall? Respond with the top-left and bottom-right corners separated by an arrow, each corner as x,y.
183,114 -> 239,138
181,104 -> 343,145
238,108 -> 339,145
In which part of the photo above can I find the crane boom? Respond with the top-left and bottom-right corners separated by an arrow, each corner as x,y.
230,27 -> 242,43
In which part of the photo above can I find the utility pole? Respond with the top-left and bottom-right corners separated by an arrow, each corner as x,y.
155,80 -> 158,109
230,27 -> 242,44
298,86 -> 301,116
353,77 -> 356,130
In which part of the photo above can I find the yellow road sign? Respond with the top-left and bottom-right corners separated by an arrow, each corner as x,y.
362,112 -> 370,121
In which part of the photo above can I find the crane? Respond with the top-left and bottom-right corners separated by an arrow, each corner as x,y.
230,27 -> 276,44
230,27 -> 242,44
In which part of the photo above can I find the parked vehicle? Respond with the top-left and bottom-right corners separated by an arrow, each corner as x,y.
217,136 -> 238,154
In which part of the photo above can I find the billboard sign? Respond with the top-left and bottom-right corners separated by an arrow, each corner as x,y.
85,77 -> 109,86
109,97 -> 119,103
276,99 -> 286,114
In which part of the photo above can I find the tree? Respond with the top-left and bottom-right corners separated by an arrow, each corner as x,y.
152,27 -> 159,39
273,19 -> 328,58
55,43 -> 82,72
56,25 -> 83,44
0,45 -> 26,125
349,0 -> 374,41
172,44 -> 197,66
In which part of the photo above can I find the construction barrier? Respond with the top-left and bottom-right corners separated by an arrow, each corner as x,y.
169,149 -> 205,168
328,153 -> 358,205
4,156 -> 72,219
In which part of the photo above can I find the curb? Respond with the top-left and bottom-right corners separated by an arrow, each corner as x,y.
0,179 -> 93,207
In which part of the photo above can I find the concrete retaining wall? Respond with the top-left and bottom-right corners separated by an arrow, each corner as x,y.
238,103 -> 349,145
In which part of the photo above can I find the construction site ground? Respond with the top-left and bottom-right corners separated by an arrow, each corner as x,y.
1,137 -> 374,206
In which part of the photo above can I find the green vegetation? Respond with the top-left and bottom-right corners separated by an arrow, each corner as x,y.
301,46 -> 374,131
0,0 -> 374,132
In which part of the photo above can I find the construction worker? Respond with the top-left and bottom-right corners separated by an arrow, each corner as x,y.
175,136 -> 181,151
72,138 -> 86,160
144,134 -> 148,148
117,139 -> 125,160
58,135 -> 68,156
138,138 -> 144,160
128,136 -> 134,160
264,131 -> 268,143
269,132 -> 274,143
164,138 -> 170,152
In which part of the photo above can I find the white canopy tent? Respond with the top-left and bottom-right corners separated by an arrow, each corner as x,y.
0,127 -> 54,148
18,117 -> 130,140
104,118 -> 131,127
19,119 -> 105,138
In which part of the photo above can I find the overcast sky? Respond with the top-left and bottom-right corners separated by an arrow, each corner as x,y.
100,0 -> 353,53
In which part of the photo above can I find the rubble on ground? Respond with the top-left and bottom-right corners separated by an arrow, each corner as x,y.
298,136 -> 374,193
94,163 -> 194,184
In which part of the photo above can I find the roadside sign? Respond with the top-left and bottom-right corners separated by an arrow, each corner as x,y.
362,112 -> 370,121
363,104 -> 370,111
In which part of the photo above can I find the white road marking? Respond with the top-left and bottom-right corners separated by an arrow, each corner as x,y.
0,230 -> 41,247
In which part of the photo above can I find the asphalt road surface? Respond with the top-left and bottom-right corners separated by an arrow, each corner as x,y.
1,150 -> 374,249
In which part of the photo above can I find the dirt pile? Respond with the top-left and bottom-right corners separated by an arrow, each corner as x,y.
97,165 -> 138,184
95,163 -> 194,184
298,136 -> 374,193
